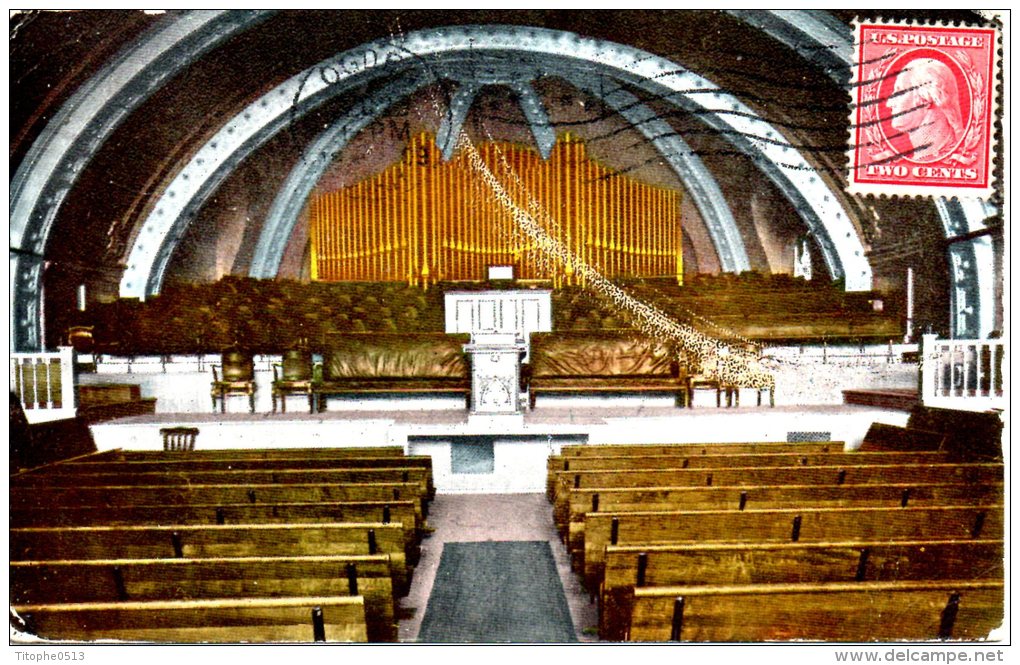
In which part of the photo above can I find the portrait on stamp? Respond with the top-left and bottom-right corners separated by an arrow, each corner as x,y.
850,22 -> 998,197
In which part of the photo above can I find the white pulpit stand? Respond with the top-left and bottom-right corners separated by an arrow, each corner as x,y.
464,337 -> 527,414
444,288 -> 552,416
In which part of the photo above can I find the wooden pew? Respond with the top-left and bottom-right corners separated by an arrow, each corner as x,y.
107,446 -> 408,460
12,595 -> 369,643
11,522 -> 412,595
12,555 -> 397,642
563,482 -> 1004,549
547,451 -> 947,499
627,579 -> 1003,642
553,451 -> 945,472
11,500 -> 422,534
601,539 -> 1004,640
10,481 -> 425,515
54,454 -> 434,474
582,505 -> 1003,591
12,467 -> 432,500
11,500 -> 424,564
550,463 -> 1004,525
558,441 -> 842,457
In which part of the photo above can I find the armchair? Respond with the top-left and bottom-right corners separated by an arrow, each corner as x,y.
272,349 -> 316,413
211,348 -> 256,413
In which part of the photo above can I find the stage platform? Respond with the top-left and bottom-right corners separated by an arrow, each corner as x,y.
89,403 -> 910,493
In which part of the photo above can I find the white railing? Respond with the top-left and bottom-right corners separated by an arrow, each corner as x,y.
920,334 -> 1006,412
10,346 -> 77,422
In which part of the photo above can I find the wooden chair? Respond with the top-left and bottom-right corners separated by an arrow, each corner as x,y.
272,349 -> 315,413
211,348 -> 256,413
160,427 -> 199,452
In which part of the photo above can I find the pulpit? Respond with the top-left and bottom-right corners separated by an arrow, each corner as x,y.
444,288 -> 552,415
464,336 -> 527,414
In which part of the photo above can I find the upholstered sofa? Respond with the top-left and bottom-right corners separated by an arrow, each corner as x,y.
313,333 -> 471,411
524,330 -> 687,409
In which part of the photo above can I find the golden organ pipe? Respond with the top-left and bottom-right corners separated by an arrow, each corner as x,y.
306,132 -> 684,285
666,189 -> 672,276
643,181 -> 650,275
573,136 -> 580,285
322,192 -> 329,281
364,181 -> 370,281
627,177 -> 633,276
387,166 -> 394,281
352,182 -> 359,281
660,185 -> 669,273
331,192 -> 337,280
661,188 -> 667,275
326,192 -> 332,281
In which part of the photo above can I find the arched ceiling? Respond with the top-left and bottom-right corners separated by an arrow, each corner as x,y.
10,9 -> 1000,350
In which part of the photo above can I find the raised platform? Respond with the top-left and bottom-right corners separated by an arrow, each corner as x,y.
89,404 -> 911,493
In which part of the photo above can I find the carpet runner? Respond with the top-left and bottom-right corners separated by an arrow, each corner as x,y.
418,541 -> 577,643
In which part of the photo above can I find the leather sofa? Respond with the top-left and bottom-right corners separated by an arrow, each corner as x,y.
525,330 -> 687,409
313,333 -> 471,411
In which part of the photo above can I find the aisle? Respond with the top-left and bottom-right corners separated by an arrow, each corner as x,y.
399,494 -> 597,642
418,541 -> 576,642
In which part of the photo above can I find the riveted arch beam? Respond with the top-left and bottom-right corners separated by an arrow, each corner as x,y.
129,25 -> 868,300
9,9 -> 273,351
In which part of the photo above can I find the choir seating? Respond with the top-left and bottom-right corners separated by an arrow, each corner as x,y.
76,274 -> 903,357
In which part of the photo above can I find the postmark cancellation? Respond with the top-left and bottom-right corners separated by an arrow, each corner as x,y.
848,18 -> 1000,199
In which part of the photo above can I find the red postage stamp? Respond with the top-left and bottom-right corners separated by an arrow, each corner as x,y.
849,20 -> 998,198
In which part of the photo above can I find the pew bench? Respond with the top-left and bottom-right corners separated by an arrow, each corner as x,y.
11,481 -> 427,518
11,500 -> 424,536
581,505 -> 1003,592
550,463 -> 1005,526
558,441 -> 842,457
12,555 -> 398,642
11,522 -> 412,595
627,579 -> 1003,642
13,596 -> 369,643
546,450 -> 948,500
14,466 -> 433,502
600,539 -> 1005,640
103,446 -> 409,460
11,500 -> 426,559
562,482 -> 1004,548
43,454 -> 436,500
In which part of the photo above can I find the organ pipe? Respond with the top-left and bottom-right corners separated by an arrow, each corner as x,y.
308,132 -> 682,285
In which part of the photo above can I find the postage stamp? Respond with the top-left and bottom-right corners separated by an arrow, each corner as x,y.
848,19 -> 999,199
